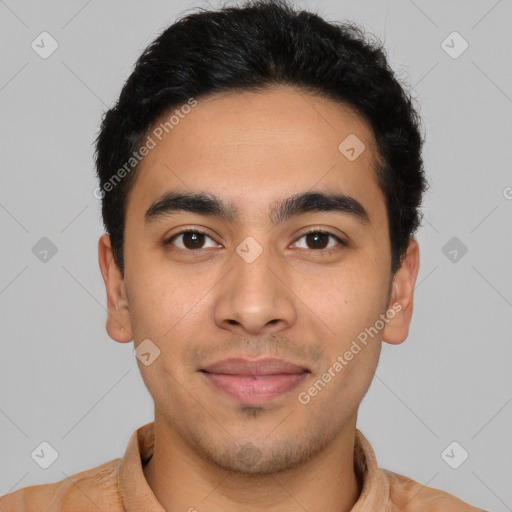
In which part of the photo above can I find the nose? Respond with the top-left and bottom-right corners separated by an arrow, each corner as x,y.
213,243 -> 297,336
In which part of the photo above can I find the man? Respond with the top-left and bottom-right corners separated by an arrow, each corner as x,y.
0,0 -> 486,510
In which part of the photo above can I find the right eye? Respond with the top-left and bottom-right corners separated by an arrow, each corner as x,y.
166,229 -> 221,251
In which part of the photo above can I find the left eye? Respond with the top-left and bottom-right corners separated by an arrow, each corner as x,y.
293,231 -> 344,251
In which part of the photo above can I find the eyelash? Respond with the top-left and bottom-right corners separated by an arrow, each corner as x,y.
165,228 -> 346,255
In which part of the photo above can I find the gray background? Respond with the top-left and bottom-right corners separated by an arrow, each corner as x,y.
0,0 -> 511,510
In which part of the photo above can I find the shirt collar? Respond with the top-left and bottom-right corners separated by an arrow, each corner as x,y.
118,422 -> 389,511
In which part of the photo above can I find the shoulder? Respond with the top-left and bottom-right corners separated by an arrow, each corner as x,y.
0,459 -> 124,512
381,468 -> 485,512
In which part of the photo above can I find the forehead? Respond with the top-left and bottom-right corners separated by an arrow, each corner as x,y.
128,86 -> 385,223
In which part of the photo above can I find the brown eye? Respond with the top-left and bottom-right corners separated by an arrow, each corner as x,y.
167,230 -> 218,251
305,232 -> 329,249
293,231 -> 345,251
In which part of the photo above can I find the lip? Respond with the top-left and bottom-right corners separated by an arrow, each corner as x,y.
200,357 -> 310,405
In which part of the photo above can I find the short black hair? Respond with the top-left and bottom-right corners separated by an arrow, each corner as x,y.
95,0 -> 428,277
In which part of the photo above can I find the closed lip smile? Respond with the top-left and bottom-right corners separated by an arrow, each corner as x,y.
200,357 -> 310,405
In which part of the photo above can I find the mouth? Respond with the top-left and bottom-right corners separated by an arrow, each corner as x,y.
199,357 -> 311,405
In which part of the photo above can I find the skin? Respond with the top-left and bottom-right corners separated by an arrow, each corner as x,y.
98,85 -> 419,512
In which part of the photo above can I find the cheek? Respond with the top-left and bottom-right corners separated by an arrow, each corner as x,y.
125,259 -> 197,341
304,264 -> 388,337
296,338 -> 380,418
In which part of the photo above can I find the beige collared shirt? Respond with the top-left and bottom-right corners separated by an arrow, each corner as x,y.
0,422 -> 485,511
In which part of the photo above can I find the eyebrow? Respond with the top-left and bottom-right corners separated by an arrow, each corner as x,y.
144,190 -> 370,226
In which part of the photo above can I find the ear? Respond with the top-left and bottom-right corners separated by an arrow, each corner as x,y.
98,233 -> 133,343
382,238 -> 420,345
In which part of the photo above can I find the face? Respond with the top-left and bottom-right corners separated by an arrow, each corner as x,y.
99,86 -> 419,475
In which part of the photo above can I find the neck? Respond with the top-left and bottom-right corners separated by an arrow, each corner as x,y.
143,416 -> 361,512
